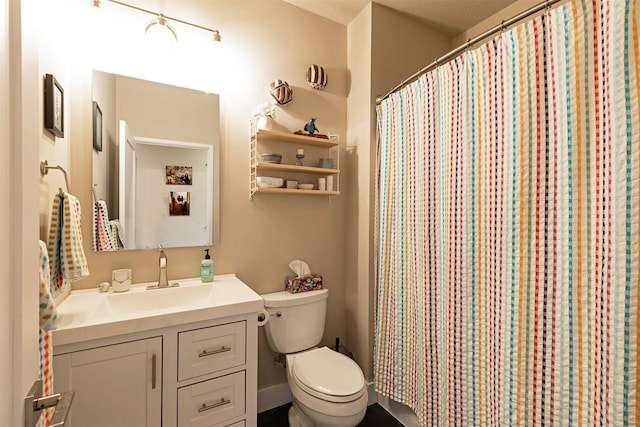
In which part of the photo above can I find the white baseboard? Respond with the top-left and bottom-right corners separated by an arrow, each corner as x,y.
377,394 -> 420,427
366,381 -> 377,406
258,381 -> 380,413
257,383 -> 292,413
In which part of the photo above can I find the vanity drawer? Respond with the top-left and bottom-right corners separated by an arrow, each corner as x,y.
177,371 -> 245,427
178,321 -> 246,381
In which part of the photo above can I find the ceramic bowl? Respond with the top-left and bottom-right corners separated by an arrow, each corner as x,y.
257,177 -> 284,188
261,153 -> 282,164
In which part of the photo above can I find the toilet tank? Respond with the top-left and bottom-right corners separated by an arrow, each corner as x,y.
261,289 -> 328,354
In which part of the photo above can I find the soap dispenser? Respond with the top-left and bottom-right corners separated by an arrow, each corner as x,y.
200,249 -> 214,282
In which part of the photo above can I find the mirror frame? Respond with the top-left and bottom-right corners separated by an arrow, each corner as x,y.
91,70 -> 220,251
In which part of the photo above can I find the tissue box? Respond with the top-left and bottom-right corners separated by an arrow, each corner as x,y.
285,275 -> 323,293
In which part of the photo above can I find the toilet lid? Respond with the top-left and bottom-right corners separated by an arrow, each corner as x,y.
292,347 -> 365,401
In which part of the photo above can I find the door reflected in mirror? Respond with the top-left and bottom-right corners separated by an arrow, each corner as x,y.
91,70 -> 220,251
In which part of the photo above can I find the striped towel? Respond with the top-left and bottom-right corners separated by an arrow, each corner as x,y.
37,330 -> 54,427
93,200 -> 115,251
38,241 -> 57,330
110,219 -> 125,250
47,192 -> 90,293
38,241 -> 56,427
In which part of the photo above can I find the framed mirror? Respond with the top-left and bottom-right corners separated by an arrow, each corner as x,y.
91,70 -> 220,251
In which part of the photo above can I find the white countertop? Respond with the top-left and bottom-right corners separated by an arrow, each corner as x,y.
52,274 -> 263,347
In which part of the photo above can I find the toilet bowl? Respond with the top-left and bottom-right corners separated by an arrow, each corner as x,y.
286,347 -> 367,427
261,289 -> 368,426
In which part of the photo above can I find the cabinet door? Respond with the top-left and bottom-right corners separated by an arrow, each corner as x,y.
53,337 -> 162,427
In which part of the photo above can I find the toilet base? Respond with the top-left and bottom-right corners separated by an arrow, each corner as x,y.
288,399 -> 367,427
288,402 -> 312,427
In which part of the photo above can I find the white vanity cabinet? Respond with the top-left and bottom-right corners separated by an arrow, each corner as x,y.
52,275 -> 261,427
173,320 -> 248,427
54,315 -> 256,427
53,336 -> 162,427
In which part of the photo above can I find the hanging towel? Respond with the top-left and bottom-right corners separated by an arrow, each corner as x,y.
38,241 -> 58,330
93,200 -> 115,251
37,329 -> 54,427
47,192 -> 90,293
38,240 -> 56,427
109,219 -> 125,250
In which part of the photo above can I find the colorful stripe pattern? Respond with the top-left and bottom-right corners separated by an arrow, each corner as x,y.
92,200 -> 116,252
47,192 -> 90,295
374,1 -> 639,425
38,241 -> 55,427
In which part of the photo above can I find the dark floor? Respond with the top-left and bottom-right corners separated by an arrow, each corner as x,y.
257,403 -> 403,427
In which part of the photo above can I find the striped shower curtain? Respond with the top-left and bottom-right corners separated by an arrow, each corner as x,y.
375,0 -> 639,425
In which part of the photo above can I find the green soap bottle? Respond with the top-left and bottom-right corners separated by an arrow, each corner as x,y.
200,249 -> 214,282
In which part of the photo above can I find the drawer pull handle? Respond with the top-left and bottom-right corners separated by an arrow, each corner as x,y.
199,346 -> 231,358
198,398 -> 231,413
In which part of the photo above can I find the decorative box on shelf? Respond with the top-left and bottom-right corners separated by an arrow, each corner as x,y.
285,275 -> 323,293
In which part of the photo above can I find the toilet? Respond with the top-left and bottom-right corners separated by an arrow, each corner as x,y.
261,289 -> 368,427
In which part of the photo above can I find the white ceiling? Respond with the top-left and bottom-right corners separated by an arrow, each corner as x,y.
281,0 -> 520,37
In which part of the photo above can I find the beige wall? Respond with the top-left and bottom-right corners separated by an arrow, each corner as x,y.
0,0 -> 10,420
372,4 -> 452,98
345,3 -> 451,381
91,71 -> 116,212
345,3 -> 373,380
41,0 -> 348,391
452,0 -> 571,46
38,0 -> 452,394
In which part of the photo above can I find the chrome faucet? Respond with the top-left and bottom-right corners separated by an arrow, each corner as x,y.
148,245 -> 179,290
158,246 -> 169,288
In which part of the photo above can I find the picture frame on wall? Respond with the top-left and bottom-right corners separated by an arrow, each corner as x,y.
165,165 -> 193,185
169,191 -> 190,216
44,73 -> 64,137
93,101 -> 103,152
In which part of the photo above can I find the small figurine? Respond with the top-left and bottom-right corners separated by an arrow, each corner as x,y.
304,118 -> 319,135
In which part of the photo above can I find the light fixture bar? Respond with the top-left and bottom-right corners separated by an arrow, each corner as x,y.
105,0 -> 221,41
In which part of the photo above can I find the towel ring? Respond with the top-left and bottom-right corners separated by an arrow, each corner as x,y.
40,160 -> 70,194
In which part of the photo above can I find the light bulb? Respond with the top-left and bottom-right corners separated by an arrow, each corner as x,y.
145,15 -> 177,50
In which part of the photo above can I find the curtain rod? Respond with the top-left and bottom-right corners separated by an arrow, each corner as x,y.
376,0 -> 563,104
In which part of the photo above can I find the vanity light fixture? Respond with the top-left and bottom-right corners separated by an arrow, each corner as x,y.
145,14 -> 178,49
94,0 -> 222,45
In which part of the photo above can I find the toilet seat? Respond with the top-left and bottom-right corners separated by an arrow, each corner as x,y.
290,347 -> 365,403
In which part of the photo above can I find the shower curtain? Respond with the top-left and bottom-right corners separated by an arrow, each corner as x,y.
374,1 -> 639,425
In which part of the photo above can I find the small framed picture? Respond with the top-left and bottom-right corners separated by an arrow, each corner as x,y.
93,101 -> 103,152
44,74 -> 64,137
166,165 -> 193,185
169,191 -> 190,216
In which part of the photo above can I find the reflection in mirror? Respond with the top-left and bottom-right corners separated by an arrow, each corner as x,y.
92,70 -> 220,251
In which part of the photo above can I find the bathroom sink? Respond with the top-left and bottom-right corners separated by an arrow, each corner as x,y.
99,281 -> 214,316
53,274 -> 263,347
